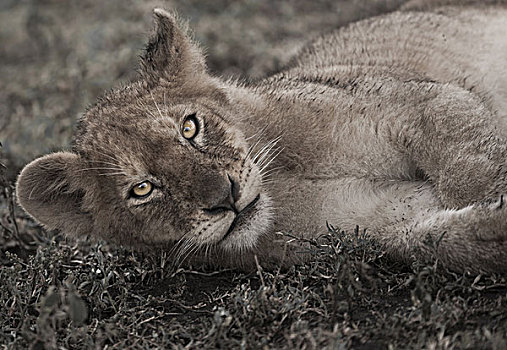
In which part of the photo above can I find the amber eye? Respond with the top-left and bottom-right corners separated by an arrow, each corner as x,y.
130,181 -> 153,198
182,114 -> 198,140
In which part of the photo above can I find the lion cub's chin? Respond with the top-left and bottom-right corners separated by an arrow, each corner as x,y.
219,194 -> 274,251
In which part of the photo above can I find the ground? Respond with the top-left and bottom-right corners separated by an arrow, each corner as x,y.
1,1 -> 506,349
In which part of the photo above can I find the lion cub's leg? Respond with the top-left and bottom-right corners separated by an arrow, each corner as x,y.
398,84 -> 507,208
323,178 -> 507,274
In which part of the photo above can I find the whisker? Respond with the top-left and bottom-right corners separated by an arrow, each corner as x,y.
136,98 -> 159,120
173,240 -> 189,267
181,242 -> 200,265
151,92 -> 165,120
260,172 -> 279,183
260,165 -> 284,175
244,126 -> 269,161
89,160 -> 122,167
204,242 -> 212,262
245,125 -> 268,142
245,135 -> 263,160
260,168 -> 284,182
169,228 -> 194,260
257,143 -> 282,168
252,143 -> 270,164
168,237 -> 186,262
177,240 -> 197,267
252,135 -> 282,165
259,147 -> 284,172
98,172 -> 128,176
93,150 -> 119,163
173,232 -> 196,267
78,167 -> 125,172
256,134 -> 281,158
92,149 -> 131,169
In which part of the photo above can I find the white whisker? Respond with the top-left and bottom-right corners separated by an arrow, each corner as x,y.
252,135 -> 282,165
182,243 -> 200,264
93,150 -> 119,163
257,143 -> 282,168
151,91 -> 165,120
244,126 -> 269,161
78,167 -> 124,172
89,160 -> 122,167
177,239 -> 198,266
259,147 -> 284,173
245,125 -> 268,142
260,165 -> 284,176
136,98 -> 159,120
98,172 -> 128,176
245,134 -> 264,160
168,237 -> 186,261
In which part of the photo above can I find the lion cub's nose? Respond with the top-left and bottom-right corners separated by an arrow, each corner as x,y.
228,174 -> 241,203
203,175 -> 240,215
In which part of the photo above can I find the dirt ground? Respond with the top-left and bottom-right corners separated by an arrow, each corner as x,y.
1,1 -> 507,349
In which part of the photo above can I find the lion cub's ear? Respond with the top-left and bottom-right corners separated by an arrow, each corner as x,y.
16,152 -> 93,236
140,8 -> 206,84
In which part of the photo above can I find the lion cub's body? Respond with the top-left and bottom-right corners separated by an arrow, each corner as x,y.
16,1 -> 507,273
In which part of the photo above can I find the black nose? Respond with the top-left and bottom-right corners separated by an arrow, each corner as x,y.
203,175 -> 240,215
228,174 -> 241,203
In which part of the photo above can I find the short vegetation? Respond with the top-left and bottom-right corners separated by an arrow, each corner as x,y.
1,185 -> 506,348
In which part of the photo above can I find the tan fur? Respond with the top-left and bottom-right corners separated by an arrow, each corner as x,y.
16,3 -> 507,273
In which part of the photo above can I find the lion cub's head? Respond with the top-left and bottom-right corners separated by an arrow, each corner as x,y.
16,9 -> 274,253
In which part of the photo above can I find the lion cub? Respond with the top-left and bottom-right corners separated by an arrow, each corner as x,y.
16,2 -> 507,273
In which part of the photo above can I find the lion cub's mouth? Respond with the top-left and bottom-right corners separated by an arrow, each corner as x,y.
221,194 -> 260,241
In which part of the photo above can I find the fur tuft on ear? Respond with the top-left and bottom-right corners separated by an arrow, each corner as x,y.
140,8 -> 206,84
16,152 -> 93,236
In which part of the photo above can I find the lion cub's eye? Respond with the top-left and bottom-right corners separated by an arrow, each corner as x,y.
130,181 -> 153,198
182,114 -> 199,140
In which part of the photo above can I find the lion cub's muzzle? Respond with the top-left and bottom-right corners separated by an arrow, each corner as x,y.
202,175 -> 261,239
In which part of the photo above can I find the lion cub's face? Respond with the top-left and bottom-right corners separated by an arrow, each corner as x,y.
16,9 -> 274,253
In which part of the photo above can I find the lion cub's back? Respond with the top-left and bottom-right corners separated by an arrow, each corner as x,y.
293,5 -> 507,119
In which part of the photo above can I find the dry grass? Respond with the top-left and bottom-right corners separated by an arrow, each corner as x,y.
2,191 -> 506,349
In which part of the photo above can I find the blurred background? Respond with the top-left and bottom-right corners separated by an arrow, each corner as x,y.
0,0 -> 407,181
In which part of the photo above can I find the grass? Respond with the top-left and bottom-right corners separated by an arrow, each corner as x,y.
2,185 -> 506,349
1,1 -> 507,349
